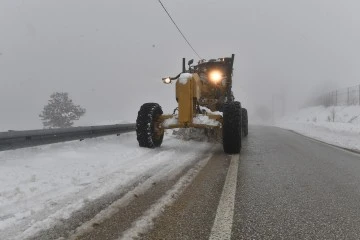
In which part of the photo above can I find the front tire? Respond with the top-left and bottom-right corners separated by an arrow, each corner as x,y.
222,101 -> 242,154
136,103 -> 164,148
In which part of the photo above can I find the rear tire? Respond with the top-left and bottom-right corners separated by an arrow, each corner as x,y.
222,101 -> 242,154
242,108 -> 248,137
136,103 -> 164,148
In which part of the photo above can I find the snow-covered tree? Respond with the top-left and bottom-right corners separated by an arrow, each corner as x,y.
39,92 -> 86,128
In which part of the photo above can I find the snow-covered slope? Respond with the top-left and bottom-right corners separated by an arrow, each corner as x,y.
278,106 -> 360,151
0,132 -> 213,240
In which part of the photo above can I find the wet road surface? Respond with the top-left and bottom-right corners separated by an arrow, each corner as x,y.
31,126 -> 360,239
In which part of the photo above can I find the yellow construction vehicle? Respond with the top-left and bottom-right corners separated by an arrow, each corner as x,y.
136,54 -> 248,154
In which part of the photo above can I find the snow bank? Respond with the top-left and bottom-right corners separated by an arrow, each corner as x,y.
0,132 -> 213,239
281,106 -> 360,124
278,105 -> 360,151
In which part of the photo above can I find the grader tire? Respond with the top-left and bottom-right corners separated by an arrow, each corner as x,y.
222,101 -> 242,154
136,103 -> 164,148
242,108 -> 248,137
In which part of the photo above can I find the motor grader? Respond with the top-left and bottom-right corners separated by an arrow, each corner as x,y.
136,54 -> 248,154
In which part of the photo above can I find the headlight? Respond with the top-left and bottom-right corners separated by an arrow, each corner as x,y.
208,70 -> 223,83
162,77 -> 171,84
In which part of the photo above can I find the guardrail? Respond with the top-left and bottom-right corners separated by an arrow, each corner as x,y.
0,123 -> 136,151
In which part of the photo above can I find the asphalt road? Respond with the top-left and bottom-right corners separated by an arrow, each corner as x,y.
142,126 -> 360,240
232,126 -> 360,239
33,125 -> 360,239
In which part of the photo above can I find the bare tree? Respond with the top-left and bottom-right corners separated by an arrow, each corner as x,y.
39,92 -> 86,128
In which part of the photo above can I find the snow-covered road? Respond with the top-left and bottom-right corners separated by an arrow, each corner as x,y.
0,131 -> 214,240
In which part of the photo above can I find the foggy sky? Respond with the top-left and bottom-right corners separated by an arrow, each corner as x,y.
1,0 -> 360,130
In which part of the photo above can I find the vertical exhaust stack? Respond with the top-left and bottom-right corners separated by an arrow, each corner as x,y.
182,58 -> 186,73
230,54 -> 235,70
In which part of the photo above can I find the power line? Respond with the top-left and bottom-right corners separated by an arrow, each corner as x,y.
157,0 -> 202,59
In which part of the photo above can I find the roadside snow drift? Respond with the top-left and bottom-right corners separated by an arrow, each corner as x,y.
0,132 -> 213,240
278,105 -> 360,151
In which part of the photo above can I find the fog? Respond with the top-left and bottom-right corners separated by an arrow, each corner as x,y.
1,0 -> 360,129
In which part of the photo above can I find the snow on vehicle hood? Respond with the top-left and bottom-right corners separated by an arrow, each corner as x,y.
178,73 -> 193,85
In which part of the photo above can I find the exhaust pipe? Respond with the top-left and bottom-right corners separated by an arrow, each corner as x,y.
182,58 -> 186,73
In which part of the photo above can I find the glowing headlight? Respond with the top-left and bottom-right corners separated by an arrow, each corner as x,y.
162,77 -> 171,84
208,70 -> 223,83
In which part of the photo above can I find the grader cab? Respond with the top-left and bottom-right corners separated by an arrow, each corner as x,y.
136,54 -> 248,154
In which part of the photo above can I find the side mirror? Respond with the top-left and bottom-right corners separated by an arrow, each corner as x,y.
188,59 -> 194,66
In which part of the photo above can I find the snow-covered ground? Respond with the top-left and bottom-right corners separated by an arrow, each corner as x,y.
278,105 -> 360,151
0,131 -> 213,240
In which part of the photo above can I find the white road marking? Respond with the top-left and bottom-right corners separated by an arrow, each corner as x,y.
69,152 -> 212,240
119,155 -> 212,240
209,154 -> 239,240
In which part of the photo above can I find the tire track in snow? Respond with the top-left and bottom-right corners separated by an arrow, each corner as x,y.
118,156 -> 211,240
17,135 -> 214,240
